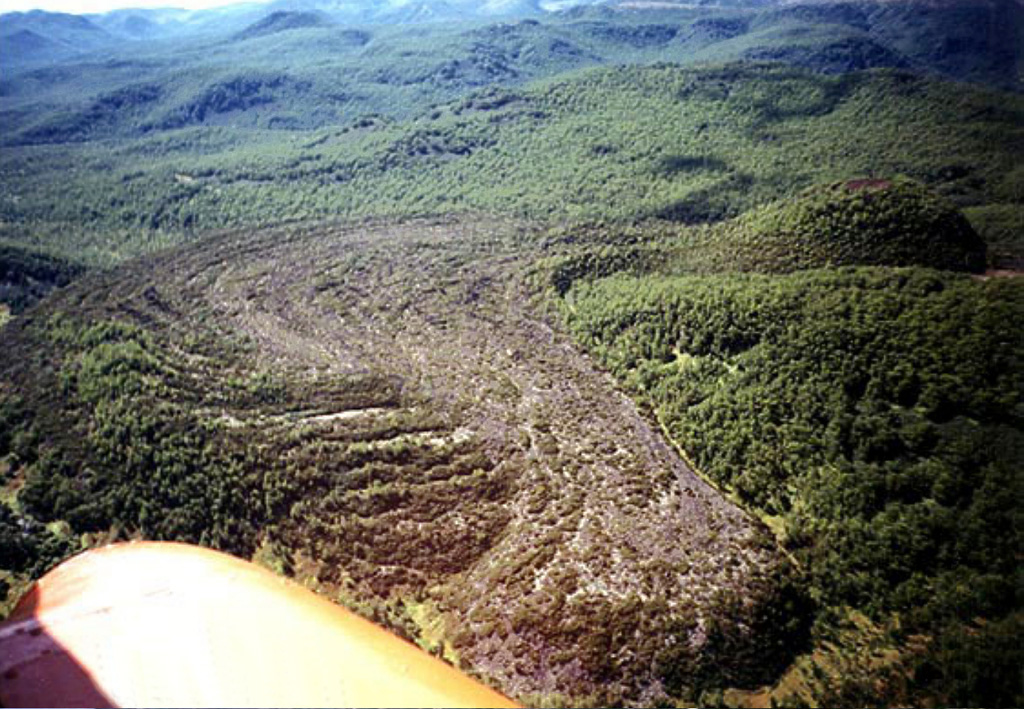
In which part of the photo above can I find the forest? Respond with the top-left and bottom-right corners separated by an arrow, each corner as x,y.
1,0 -> 1022,706
562,267 -> 1021,705
3,63 -> 1023,271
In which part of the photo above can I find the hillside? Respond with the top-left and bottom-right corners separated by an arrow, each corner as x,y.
0,218 -> 805,706
2,63 -> 1021,273
0,11 -> 113,65
4,0 -> 1021,83
234,11 -> 333,40
536,178 -> 1021,705
2,187 -> 1020,706
559,265 -> 1023,707
715,178 -> 989,272
1,1 -> 1022,707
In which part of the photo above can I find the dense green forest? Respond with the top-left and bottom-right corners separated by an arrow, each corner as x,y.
1,0 -> 1022,706
534,177 -> 1022,704
561,267 -> 1022,705
3,63 -> 1023,269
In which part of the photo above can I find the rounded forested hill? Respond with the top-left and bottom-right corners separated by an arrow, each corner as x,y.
724,178 -> 988,273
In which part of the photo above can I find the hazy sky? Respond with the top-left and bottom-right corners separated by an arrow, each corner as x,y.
2,0 -> 258,14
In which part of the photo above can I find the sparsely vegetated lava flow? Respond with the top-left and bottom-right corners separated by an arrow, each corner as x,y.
0,218 -> 804,706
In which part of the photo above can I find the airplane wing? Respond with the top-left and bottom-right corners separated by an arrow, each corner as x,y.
0,541 -> 519,708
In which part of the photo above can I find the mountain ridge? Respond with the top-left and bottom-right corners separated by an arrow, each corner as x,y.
3,0 -> 1019,89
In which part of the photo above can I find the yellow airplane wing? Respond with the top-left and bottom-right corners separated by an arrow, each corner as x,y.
0,541 -> 519,708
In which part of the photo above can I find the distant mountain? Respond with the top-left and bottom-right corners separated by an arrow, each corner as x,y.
0,11 -> 111,45
592,0 -> 1023,88
104,14 -> 161,38
86,8 -> 196,39
258,0 -> 551,22
0,10 -> 111,46
234,10 -> 333,40
0,10 -> 114,64
1,5 -> 279,44
864,0 -> 1023,87
1,0 -> 1020,89
478,0 -> 547,16
2,28 -> 66,57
